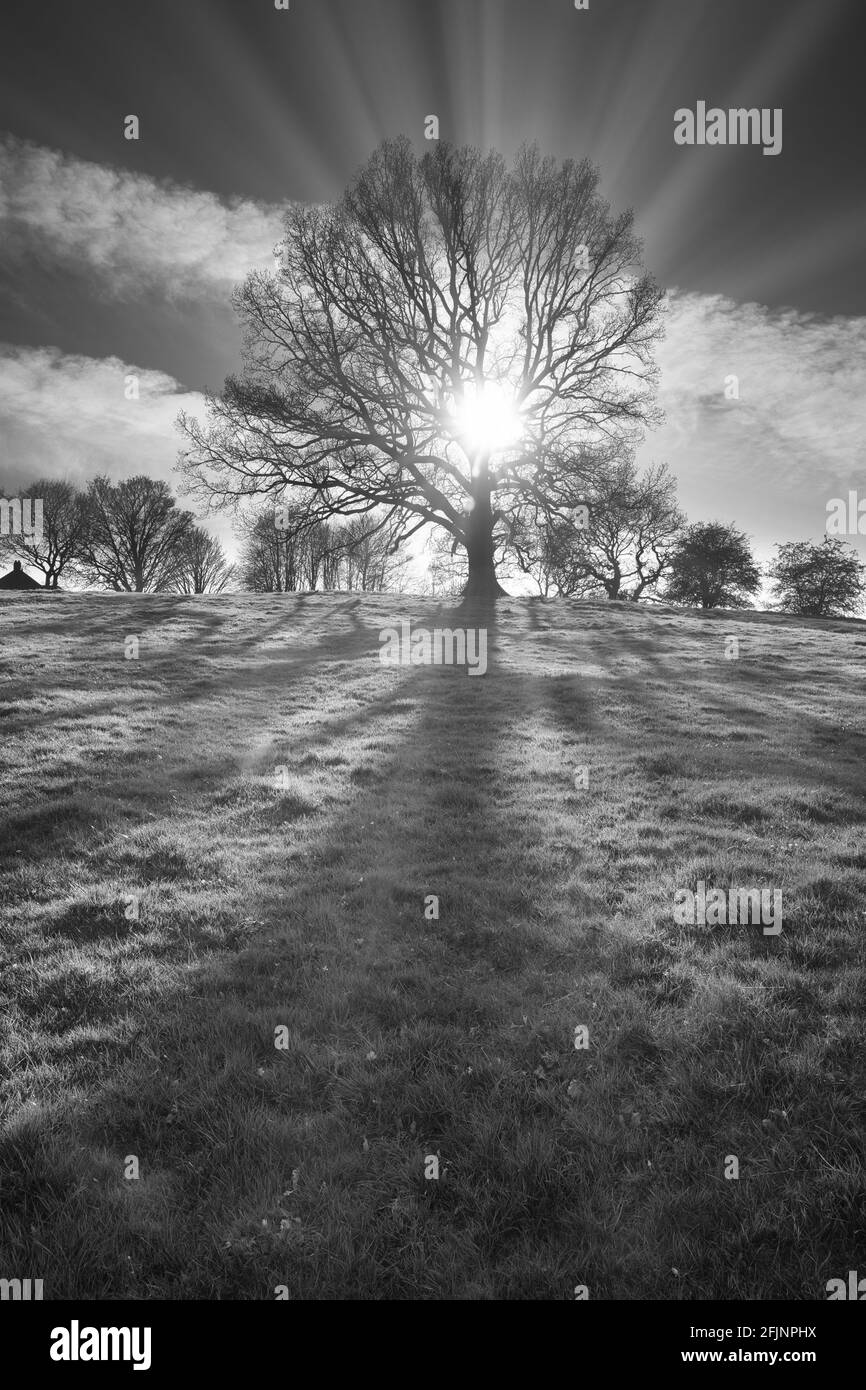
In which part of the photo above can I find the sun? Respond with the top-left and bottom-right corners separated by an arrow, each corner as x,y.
451,382 -> 526,456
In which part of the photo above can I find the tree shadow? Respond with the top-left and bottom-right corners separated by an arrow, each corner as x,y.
2,595 -> 863,1298
0,595 -> 607,1296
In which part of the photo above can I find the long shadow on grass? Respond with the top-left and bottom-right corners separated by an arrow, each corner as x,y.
544,609 -> 866,809
0,594 -> 386,741
0,598 -> 614,1299
0,599 -> 426,858
5,600 -> 860,1298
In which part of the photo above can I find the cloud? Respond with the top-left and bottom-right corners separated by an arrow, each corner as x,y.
0,137 -> 286,299
640,291 -> 866,560
0,343 -> 242,552
0,344 -> 200,485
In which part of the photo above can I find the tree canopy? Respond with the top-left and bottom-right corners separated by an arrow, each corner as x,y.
769,536 -> 865,617
179,138 -> 665,599
665,521 -> 761,610
518,456 -> 683,599
79,476 -> 194,593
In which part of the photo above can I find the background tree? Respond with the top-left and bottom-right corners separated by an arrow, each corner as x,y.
0,479 -> 89,589
237,503 -> 335,592
425,527 -> 468,598
238,501 -> 409,593
238,507 -> 303,593
300,515 -> 336,590
179,138 -> 665,601
337,514 -> 411,593
518,457 -> 683,599
79,476 -> 194,592
171,526 -> 235,594
665,521 -> 761,610
319,532 -> 342,590
769,536 -> 865,617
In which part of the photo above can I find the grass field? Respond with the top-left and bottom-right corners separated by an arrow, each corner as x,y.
1,591 -> 864,1300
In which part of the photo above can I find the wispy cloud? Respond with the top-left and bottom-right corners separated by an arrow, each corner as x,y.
0,344 -> 199,488
641,291 -> 866,558
0,137 -> 285,299
0,343 -> 241,550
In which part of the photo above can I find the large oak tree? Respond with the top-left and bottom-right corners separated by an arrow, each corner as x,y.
179,139 -> 665,600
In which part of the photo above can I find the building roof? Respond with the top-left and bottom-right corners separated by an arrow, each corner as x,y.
0,560 -> 43,590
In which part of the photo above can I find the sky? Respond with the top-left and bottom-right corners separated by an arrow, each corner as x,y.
1,0 -> 865,583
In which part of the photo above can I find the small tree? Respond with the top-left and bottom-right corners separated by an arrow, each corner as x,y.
238,507 -> 301,592
79,476 -> 194,592
521,457 -> 684,599
319,533 -> 342,590
239,501 -> 411,593
425,528 -> 468,598
769,536 -> 865,617
336,514 -> 410,593
665,522 -> 761,610
172,526 -> 234,594
0,479 -> 89,588
237,503 -> 335,592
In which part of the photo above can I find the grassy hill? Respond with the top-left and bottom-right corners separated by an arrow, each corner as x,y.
0,591 -> 864,1300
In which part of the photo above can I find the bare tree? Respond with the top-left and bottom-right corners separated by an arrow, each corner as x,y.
319,535 -> 342,590
0,479 -> 89,589
78,476 -> 194,592
171,526 -> 234,594
237,508 -> 300,592
526,458 -> 684,599
238,500 -> 409,594
237,503 -> 334,592
179,139 -> 664,601
425,527 -> 468,598
301,517 -> 335,590
336,514 -> 411,592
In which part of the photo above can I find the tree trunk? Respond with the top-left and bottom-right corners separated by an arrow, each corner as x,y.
463,462 -> 507,600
